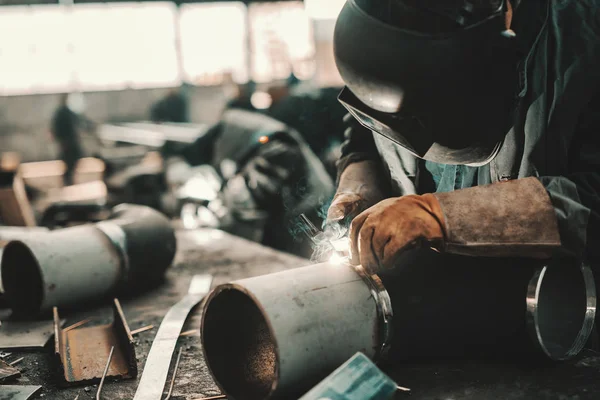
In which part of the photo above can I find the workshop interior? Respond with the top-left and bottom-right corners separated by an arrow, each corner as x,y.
1,0 -> 599,399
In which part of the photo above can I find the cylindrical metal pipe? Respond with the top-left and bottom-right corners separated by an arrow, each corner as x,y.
0,227 -> 50,295
201,262 -> 380,400
201,250 -> 596,400
1,204 -> 176,315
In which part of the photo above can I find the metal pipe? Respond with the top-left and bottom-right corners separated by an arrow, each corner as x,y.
0,227 -> 49,295
1,204 -> 176,316
201,250 -> 596,400
201,262 -> 380,400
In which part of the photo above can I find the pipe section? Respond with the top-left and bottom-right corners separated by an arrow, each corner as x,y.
1,204 -> 176,315
0,227 -> 49,295
201,262 -> 380,400
201,250 -> 596,400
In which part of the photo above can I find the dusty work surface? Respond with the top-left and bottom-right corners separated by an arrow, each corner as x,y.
3,228 -> 600,400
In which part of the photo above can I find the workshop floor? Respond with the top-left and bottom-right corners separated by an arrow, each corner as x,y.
3,228 -> 600,400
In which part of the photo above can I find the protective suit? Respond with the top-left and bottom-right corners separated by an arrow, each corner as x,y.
180,109 -> 334,256
330,0 -> 600,274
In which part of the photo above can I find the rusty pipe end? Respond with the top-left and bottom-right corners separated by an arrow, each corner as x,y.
527,263 -> 596,361
1,240 -> 44,316
201,284 -> 280,400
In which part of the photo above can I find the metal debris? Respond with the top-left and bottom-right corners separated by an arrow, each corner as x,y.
131,325 -> 154,335
133,274 -> 213,400
163,347 -> 183,400
63,319 -> 92,332
54,299 -> 137,386
9,356 -> 24,366
0,385 -> 42,400
0,358 -> 21,383
96,346 -> 114,400
0,318 -> 65,350
179,329 -> 197,337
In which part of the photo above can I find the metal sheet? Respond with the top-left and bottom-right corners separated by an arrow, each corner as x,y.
0,359 -> 20,383
133,274 -> 213,400
0,319 -> 65,350
54,299 -> 137,386
0,385 -> 42,400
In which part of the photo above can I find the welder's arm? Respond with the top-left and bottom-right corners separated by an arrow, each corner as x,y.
350,95 -> 600,274
326,114 -> 390,226
439,93 -> 600,262
336,113 -> 383,183
349,178 -> 561,273
537,94 -> 600,264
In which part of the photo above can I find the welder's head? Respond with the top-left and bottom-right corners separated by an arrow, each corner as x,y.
334,0 -> 517,165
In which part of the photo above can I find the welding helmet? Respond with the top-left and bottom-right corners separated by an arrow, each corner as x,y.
334,0 -> 517,165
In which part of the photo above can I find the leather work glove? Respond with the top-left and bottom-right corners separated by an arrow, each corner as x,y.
326,160 -> 388,227
350,177 -> 562,275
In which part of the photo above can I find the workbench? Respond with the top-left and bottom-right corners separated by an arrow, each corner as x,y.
3,227 -> 600,400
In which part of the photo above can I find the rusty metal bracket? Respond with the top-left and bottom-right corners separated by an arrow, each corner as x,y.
53,298 -> 137,386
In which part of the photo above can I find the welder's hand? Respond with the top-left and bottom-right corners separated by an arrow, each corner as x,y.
325,160 -> 387,226
349,194 -> 446,274
241,140 -> 303,206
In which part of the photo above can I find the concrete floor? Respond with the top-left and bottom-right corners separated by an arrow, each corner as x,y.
3,228 -> 600,400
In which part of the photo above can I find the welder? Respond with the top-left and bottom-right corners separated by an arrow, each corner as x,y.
50,93 -> 85,186
326,0 -> 600,276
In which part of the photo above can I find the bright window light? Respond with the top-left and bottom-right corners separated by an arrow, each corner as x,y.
179,2 -> 248,86
304,0 -> 347,20
0,5 -> 74,95
0,2 -> 181,96
249,2 -> 315,83
71,2 -> 180,91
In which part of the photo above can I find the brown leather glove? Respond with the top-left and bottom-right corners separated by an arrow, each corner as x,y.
349,194 -> 445,273
350,177 -> 562,275
325,160 -> 388,226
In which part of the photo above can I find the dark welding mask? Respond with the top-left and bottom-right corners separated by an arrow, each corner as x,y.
334,0 -> 517,165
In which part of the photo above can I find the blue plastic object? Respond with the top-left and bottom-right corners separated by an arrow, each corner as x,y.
299,352 -> 399,400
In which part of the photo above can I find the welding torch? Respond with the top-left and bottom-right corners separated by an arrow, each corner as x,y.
299,213 -> 350,262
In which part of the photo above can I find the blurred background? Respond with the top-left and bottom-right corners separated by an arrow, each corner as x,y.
0,0 -> 345,161
0,0 -> 349,258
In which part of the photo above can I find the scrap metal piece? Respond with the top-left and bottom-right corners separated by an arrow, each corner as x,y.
0,385 -> 42,400
0,319 -> 65,350
53,298 -> 137,386
164,347 -> 183,400
133,274 -> 213,400
9,357 -> 24,366
96,346 -> 115,400
63,319 -> 92,332
131,325 -> 154,335
0,358 -> 21,383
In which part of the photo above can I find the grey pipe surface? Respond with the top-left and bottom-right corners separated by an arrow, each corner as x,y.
202,262 -> 380,400
0,227 -> 49,294
201,250 -> 596,400
1,204 -> 176,315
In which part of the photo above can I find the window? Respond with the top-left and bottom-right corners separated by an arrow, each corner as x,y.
70,2 -> 180,90
248,2 -> 315,83
0,5 -> 73,95
0,2 -> 180,95
179,2 -> 248,86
